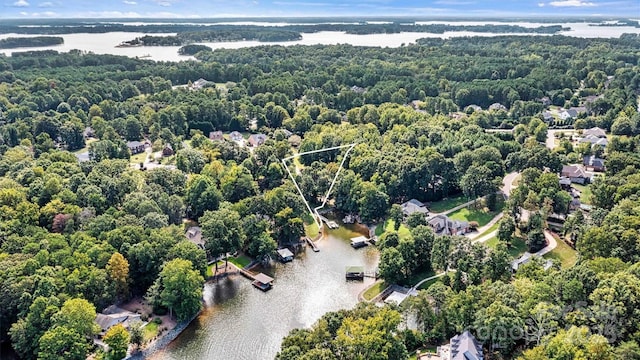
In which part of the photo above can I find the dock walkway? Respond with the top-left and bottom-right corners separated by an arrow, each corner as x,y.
305,237 -> 320,252
317,214 -> 339,229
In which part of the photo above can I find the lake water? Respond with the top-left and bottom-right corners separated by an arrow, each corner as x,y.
1,21 -> 639,62
149,223 -> 379,360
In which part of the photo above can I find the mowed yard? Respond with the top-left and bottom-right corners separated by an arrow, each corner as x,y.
375,219 -> 412,239
448,200 -> 504,227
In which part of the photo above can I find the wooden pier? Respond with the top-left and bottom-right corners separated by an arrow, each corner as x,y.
305,237 -> 320,252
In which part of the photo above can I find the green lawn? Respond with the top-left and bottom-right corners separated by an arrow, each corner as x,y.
160,155 -> 176,165
143,322 -> 159,342
402,269 -> 435,287
428,194 -> 468,213
130,151 -> 147,164
228,254 -> 252,269
544,236 -> 578,268
448,201 -> 504,227
71,138 -> 96,154
206,261 -> 225,277
417,276 -> 441,290
303,214 -> 320,238
572,184 -> 592,205
485,237 -> 528,258
474,222 -> 499,239
375,219 -> 411,240
362,281 -> 387,301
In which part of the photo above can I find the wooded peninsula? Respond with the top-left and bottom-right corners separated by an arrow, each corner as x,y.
0,36 -> 64,49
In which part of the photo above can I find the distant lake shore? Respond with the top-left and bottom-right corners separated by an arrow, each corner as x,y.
1,21 -> 639,62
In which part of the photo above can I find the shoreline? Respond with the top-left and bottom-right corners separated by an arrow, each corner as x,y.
126,308 -> 202,360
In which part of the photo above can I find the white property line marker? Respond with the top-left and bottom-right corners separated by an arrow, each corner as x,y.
281,143 -> 357,229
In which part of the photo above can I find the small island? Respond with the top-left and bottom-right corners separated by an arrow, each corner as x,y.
0,36 -> 63,49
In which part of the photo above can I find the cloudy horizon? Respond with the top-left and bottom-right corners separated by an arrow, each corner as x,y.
1,0 -> 639,19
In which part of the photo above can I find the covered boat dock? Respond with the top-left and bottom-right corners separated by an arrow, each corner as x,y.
345,265 -> 365,280
276,248 -> 295,262
252,273 -> 274,291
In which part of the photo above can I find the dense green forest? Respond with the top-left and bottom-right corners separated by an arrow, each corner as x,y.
0,37 -> 64,50
0,33 -> 639,359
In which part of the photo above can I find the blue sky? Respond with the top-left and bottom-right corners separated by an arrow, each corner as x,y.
2,0 -> 639,18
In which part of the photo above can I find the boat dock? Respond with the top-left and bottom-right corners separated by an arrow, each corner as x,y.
305,237 -> 320,252
345,266 -> 379,281
252,273 -> 274,291
318,214 -> 339,229
276,248 -> 294,262
350,236 -> 369,249
345,266 -> 365,280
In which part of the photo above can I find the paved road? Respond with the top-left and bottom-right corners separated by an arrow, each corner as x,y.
538,230 -> 559,256
410,272 -> 448,293
502,172 -> 519,197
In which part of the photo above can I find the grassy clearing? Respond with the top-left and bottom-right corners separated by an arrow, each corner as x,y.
228,254 -> 252,269
363,281 -> 386,301
448,201 -> 504,227
428,194 -> 467,213
417,276 -> 441,290
544,236 -> 578,268
160,155 -> 175,165
143,322 -> 159,342
474,222 -> 499,239
303,214 -> 320,237
572,183 -> 593,205
206,261 -> 225,277
375,219 -> 411,240
71,138 -> 97,154
402,269 -> 435,287
130,152 -> 147,164
486,237 -> 527,258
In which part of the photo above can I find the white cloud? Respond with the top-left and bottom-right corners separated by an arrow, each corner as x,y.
538,2 -> 545,6
19,11 -> 28,15
548,0 -> 596,6
123,0 -> 137,4
13,0 -> 30,7
152,0 -> 177,6
38,1 -> 53,7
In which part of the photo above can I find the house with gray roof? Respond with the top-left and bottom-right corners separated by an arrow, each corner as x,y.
401,199 -> 428,217
583,126 -> 606,138
583,155 -> 605,172
561,165 -> 588,184
579,134 -> 608,147
428,214 -> 469,236
488,103 -> 507,111
248,133 -> 267,147
229,131 -> 244,142
438,330 -> 484,360
126,140 -> 146,154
